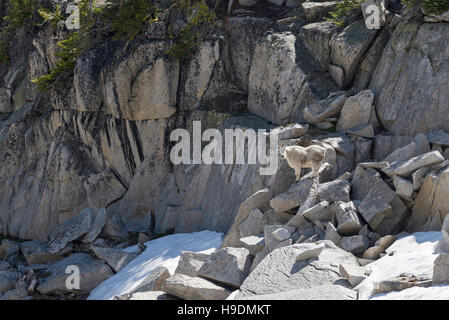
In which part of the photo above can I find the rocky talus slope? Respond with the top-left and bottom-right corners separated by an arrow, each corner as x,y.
1,0 -> 449,300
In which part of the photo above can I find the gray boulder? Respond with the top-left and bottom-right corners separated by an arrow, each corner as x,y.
20,240 -> 62,265
358,178 -> 408,235
132,266 -> 171,293
335,201 -> 362,236
198,247 -> 251,288
382,151 -> 444,177
433,253 -> 449,285
238,208 -> 264,238
317,180 -> 351,203
237,285 -> 356,300
295,243 -> 325,261
337,90 -> 375,131
0,240 -> 19,261
442,214 -> 449,246
303,95 -> 346,124
427,130 -> 449,147
175,251 -> 210,277
270,179 -> 313,212
0,271 -> 18,295
37,253 -> 113,295
239,236 -> 265,256
237,241 -> 358,298
330,21 -> 377,88
47,208 -> 97,254
91,246 -> 138,273
341,235 -> 369,255
162,274 -> 230,300
339,263 -> 367,287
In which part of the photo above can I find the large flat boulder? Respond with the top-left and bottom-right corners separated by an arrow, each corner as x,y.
370,23 -> 449,136
162,274 -> 231,300
37,253 -> 113,295
236,241 -> 358,298
198,248 -> 251,288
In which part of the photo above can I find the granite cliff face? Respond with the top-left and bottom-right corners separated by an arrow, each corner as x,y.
0,0 -> 449,244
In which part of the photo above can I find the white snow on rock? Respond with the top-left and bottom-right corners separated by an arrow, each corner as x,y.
87,231 -> 223,300
356,231 -> 448,300
371,284 -> 449,300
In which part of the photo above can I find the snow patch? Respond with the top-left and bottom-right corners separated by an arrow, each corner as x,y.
371,284 -> 449,300
356,231 -> 448,299
87,230 -> 223,300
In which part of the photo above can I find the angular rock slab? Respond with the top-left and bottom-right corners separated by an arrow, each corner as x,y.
162,274 -> 231,300
382,151 -> 444,177
37,253 -> 113,295
47,208 -> 97,254
175,251 -> 210,278
237,284 -> 357,300
433,253 -> 449,285
20,240 -> 62,265
91,246 -> 138,273
337,90 -> 375,131
198,247 -> 251,288
335,201 -> 362,236
237,241 -> 358,298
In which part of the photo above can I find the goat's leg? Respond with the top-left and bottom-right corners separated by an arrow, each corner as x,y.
295,165 -> 302,181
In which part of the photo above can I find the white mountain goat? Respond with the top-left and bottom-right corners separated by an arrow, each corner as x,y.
283,145 -> 326,181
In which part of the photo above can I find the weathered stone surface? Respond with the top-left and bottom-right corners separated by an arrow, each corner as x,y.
198,248 -> 251,288
375,235 -> 396,251
248,32 -> 318,124
370,23 -> 449,136
221,188 -> 271,249
274,124 -> 309,140
299,22 -> 338,72
47,208 -> 97,254
317,180 -> 351,203
37,253 -> 113,295
0,261 -> 11,271
382,151 -> 444,177
384,134 -> 430,164
0,280 -> 28,300
412,167 -> 430,191
408,167 -> 449,232
132,266 -> 171,293
393,175 -> 413,200
362,246 -> 383,260
295,243 -> 325,261
20,240 -> 62,265
237,241 -> 358,298
239,236 -> 264,256
443,215 -> 449,246
433,253 -> 449,285
0,240 -> 19,261
351,167 -> 381,201
427,130 -> 449,147
335,201 -> 362,236
271,227 -> 292,242
322,135 -> 355,158
325,221 -> 341,246
330,21 -> 377,88
303,95 -> 346,124
346,123 -> 374,139
302,201 -> 332,222
175,251 -> 209,277
91,246 -> 138,273
358,178 -> 408,235
339,263 -> 367,286
300,2 -> 338,22
270,179 -> 313,212
265,225 -> 296,252
373,274 -> 432,295
341,235 -> 369,255
337,90 -> 375,131
237,284 -> 357,300
162,274 -> 231,300
0,271 -> 18,294
82,207 -> 107,244
239,208 -> 264,238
